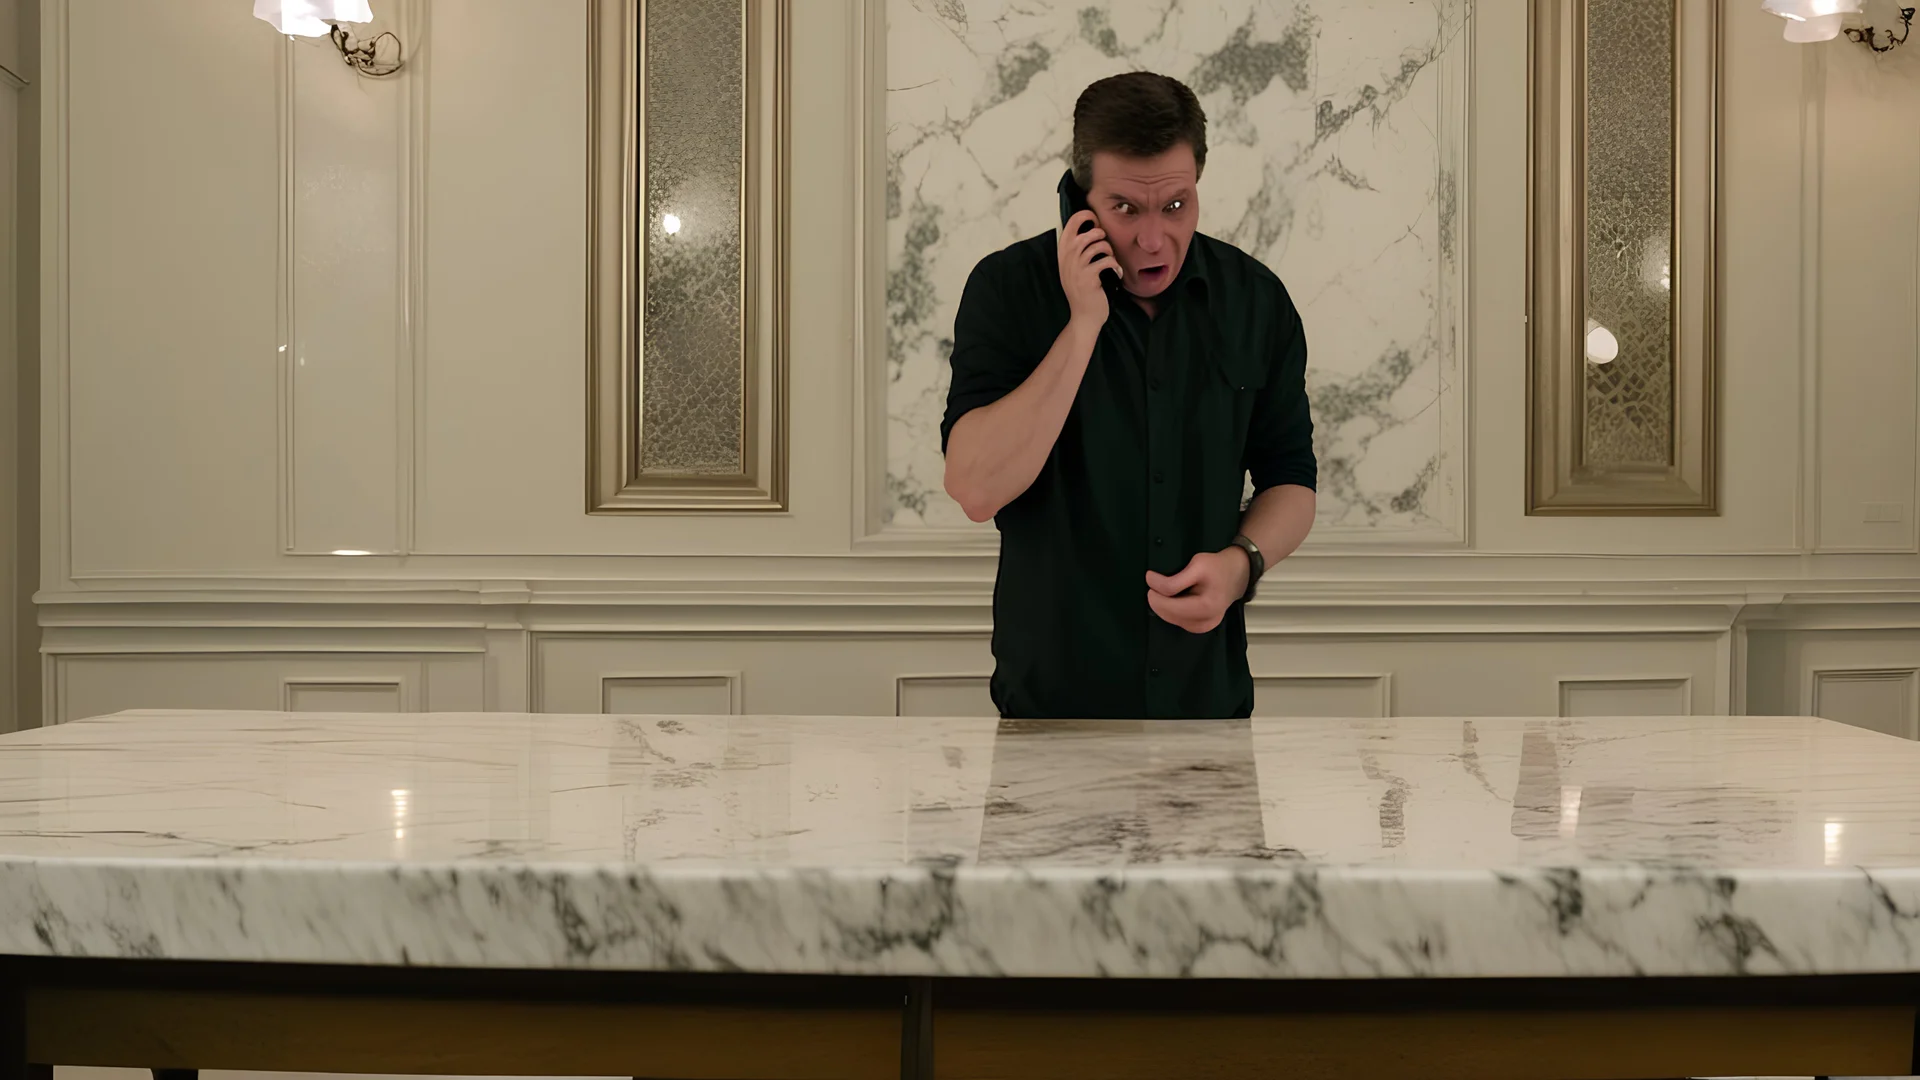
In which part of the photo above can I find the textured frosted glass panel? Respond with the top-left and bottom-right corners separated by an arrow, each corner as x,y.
1582,0 -> 1674,470
640,0 -> 744,476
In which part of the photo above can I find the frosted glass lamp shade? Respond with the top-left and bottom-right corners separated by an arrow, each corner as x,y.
1785,13 -> 1847,40
1760,0 -> 1863,41
253,0 -> 374,38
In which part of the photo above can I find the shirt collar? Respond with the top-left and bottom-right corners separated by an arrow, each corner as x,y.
1171,233 -> 1212,307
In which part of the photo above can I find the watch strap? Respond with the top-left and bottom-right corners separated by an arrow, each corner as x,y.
1229,534 -> 1264,603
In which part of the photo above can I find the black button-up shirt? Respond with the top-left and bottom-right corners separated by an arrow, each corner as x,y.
941,230 -> 1317,720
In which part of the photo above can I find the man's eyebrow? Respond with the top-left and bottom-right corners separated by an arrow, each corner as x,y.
1105,183 -> 1194,205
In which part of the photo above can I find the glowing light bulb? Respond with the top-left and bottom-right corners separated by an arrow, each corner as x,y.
1585,320 -> 1619,365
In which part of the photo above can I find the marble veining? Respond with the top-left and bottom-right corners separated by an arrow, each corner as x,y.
884,0 -> 1468,538
6,710 -> 1920,977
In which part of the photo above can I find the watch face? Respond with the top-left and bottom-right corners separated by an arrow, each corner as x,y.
1234,537 -> 1261,571
1232,536 -> 1263,601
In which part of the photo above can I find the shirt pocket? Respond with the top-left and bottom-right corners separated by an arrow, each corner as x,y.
1205,336 -> 1270,395
1197,343 -> 1270,528
1202,344 -> 1268,443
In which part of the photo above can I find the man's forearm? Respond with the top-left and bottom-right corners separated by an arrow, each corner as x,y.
944,320 -> 1100,522
1234,484 -> 1315,584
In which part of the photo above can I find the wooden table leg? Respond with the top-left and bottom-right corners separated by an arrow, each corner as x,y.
0,979 -> 48,1080
900,977 -> 933,1080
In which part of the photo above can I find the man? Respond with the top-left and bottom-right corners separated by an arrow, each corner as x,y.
940,72 -> 1317,720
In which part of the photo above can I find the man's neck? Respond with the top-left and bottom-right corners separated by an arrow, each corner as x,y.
1129,293 -> 1159,319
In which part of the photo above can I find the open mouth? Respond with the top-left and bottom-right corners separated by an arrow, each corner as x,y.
1135,264 -> 1169,285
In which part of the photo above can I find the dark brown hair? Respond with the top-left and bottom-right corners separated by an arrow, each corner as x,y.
1070,72 -> 1208,189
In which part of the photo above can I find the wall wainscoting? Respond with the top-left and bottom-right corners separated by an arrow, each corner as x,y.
34,587 -> 1920,736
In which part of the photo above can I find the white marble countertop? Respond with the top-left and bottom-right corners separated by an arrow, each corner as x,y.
3,709 -> 1920,978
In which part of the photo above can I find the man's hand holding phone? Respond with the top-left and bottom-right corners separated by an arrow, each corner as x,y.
1058,210 -> 1118,332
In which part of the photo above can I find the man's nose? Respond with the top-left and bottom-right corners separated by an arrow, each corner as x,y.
1136,222 -> 1166,254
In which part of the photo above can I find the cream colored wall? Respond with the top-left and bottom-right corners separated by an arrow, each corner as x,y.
0,0 -> 23,734
29,0 -> 1920,732
0,45 -> 16,733
11,0 -> 32,735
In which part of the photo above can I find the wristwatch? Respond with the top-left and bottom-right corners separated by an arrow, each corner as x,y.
1228,534 -> 1265,603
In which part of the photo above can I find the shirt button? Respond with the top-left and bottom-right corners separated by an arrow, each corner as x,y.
1152,472 -> 1164,484
1153,537 -> 1164,547
1149,668 -> 1162,677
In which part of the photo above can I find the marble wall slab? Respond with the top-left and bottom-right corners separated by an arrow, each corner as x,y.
884,0 -> 1469,540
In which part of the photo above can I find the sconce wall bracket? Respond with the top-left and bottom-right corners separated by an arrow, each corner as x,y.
1845,5 -> 1914,51
328,24 -> 405,76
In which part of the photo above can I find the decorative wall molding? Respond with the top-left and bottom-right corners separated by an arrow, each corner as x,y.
1808,666 -> 1920,738
895,674 -> 992,717
600,672 -> 743,716
1724,622 -> 1748,715
42,625 -> 1831,725
1803,29 -> 1920,555
32,594 -> 1767,637
34,567 -> 1920,626
45,652 -> 462,725
586,0 -> 792,512
43,641 -> 479,656
276,0 -> 426,557
283,677 -> 411,713
40,0 -> 72,590
848,0 -> 887,547
1526,0 -> 1720,514
402,0 -> 429,560
0,31 -> 22,733
1797,43 -> 1824,551
53,584 -> 1920,726
1556,675 -> 1693,717
1253,674 -> 1393,719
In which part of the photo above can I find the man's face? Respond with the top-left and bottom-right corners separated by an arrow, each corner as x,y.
1085,143 -> 1199,300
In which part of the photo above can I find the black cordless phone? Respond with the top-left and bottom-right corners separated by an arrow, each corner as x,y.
1058,169 -> 1120,288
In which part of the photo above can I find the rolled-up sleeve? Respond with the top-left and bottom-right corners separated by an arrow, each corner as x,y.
1245,299 -> 1317,494
941,260 -> 1032,454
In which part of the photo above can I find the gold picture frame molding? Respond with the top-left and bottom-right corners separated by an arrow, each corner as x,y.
1526,0 -> 1720,515
586,0 -> 792,513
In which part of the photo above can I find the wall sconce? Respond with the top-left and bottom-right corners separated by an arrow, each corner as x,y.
1762,0 -> 1913,50
253,0 -> 406,76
